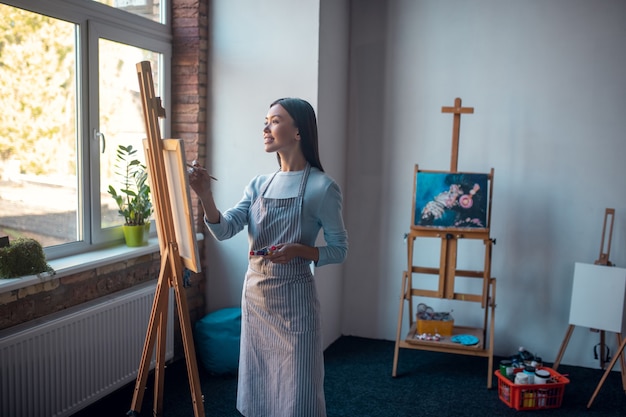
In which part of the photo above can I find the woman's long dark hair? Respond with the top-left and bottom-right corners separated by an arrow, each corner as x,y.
270,98 -> 324,172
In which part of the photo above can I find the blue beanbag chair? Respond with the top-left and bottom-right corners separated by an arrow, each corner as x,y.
194,307 -> 241,375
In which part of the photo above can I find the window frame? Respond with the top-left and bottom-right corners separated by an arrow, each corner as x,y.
2,0 -> 172,260
87,21 -> 171,249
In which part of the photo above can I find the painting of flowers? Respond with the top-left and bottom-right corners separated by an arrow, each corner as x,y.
413,170 -> 489,229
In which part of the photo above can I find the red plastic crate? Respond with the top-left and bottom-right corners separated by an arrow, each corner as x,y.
496,367 -> 570,410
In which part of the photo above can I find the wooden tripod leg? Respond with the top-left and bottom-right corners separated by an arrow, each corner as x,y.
616,333 -> 626,392
486,278 -> 496,389
392,271 -> 409,377
587,335 -> 626,408
128,256 -> 171,416
553,325 -> 575,371
153,296 -> 169,415
170,246 -> 205,417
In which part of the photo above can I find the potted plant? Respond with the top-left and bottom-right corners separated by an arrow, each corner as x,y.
107,144 -> 153,246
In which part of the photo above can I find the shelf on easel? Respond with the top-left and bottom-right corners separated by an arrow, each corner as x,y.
403,322 -> 486,352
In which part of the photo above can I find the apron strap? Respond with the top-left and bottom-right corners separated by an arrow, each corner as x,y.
297,164 -> 311,197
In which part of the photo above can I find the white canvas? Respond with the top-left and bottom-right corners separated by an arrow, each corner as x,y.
568,262 -> 626,333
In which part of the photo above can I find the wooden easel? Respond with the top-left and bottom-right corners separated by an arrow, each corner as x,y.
127,61 -> 205,417
593,208 -> 616,369
392,98 -> 497,388
553,208 -> 626,408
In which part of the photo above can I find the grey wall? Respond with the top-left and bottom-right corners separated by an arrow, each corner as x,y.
206,0 -> 320,312
206,0 -> 350,349
316,0 -> 351,343
343,0 -> 626,369
208,0 -> 626,368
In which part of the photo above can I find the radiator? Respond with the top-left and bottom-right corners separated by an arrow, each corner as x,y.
0,282 -> 174,417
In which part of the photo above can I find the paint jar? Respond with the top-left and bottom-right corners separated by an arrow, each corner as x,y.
534,368 -> 550,384
499,360 -> 513,379
523,365 -> 535,384
522,390 -> 536,408
514,372 -> 529,385
501,383 -> 511,402
537,388 -> 548,407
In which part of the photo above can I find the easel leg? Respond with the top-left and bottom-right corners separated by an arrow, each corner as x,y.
618,333 -> 626,393
170,248 -> 205,416
553,325 -> 575,371
392,271 -> 409,377
128,246 -> 206,417
128,265 -> 170,416
587,335 -> 626,408
486,278 -> 496,389
153,305 -> 168,415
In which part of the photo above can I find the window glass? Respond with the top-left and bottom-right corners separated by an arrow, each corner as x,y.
92,0 -> 164,23
99,39 -> 160,230
0,0 -> 171,259
0,5 -> 80,248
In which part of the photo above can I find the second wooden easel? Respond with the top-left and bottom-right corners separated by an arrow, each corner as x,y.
127,61 -> 205,417
392,98 -> 497,388
552,208 -> 626,408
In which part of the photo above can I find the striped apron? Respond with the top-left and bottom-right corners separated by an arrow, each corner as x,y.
237,164 -> 325,417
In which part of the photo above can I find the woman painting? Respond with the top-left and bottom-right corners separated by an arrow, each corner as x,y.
189,97 -> 348,417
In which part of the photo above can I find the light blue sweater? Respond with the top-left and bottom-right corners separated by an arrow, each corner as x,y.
205,167 -> 348,267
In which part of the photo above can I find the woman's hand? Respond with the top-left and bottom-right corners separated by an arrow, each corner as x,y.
264,243 -> 319,264
187,160 -> 220,223
188,161 -> 212,199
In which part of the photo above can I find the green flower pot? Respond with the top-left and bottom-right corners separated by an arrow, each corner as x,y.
123,222 -> 150,247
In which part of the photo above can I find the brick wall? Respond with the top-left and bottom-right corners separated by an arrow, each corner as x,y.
0,253 -> 160,331
172,0 -> 209,221
171,0 -> 209,357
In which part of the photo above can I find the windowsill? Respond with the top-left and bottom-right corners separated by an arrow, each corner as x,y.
0,238 -> 161,293
0,233 -> 205,294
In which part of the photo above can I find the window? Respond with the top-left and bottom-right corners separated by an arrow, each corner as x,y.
0,0 -> 171,259
91,0 -> 164,23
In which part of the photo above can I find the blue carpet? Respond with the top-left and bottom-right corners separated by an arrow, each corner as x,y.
72,336 -> 626,416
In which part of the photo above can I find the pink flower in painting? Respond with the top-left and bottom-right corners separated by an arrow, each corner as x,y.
459,194 -> 473,208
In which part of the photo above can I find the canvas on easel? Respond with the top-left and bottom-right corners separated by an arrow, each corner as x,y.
568,262 -> 626,334
412,168 -> 491,230
144,137 -> 201,273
